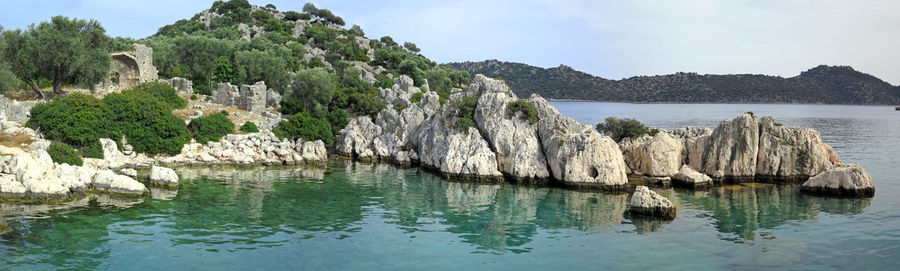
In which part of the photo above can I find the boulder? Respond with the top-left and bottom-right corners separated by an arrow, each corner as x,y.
671,165 -> 713,188
528,94 -> 628,188
685,113 -> 759,179
630,186 -> 676,219
100,138 -> 125,169
91,170 -> 147,196
801,164 -> 874,197
149,166 -> 179,187
619,133 -> 683,177
756,116 -> 841,179
120,168 -> 138,178
472,75 -> 549,180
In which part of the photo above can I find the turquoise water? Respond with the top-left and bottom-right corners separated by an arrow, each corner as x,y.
2,103 -> 899,270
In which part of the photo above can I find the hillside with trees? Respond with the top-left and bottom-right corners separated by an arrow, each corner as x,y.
0,0 -> 472,149
449,60 -> 900,104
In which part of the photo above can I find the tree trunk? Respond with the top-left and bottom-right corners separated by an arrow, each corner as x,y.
25,78 -> 46,100
52,80 -> 63,96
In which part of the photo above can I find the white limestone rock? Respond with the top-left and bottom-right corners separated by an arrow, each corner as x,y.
685,113 -> 759,179
756,116 -> 842,179
801,164 -> 874,197
630,186 -> 676,219
92,170 -> 147,196
471,75 -> 549,180
100,138 -> 125,169
619,133 -> 683,177
671,165 -> 713,188
528,94 -> 628,188
149,166 -> 179,187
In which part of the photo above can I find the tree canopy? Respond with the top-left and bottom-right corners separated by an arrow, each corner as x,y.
0,16 -> 112,98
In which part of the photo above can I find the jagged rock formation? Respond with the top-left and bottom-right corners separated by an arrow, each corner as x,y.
801,164 -> 875,197
449,60 -> 900,105
529,94 -> 628,187
336,74 -> 627,188
684,113 -> 760,179
629,186 -> 676,219
756,116 -> 841,179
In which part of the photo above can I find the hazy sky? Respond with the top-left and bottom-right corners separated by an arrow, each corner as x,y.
1,0 -> 898,84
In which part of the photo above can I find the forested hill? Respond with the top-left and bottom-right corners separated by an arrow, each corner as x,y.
448,60 -> 900,105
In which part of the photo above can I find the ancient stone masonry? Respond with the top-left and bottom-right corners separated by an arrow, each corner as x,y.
102,44 -> 159,91
212,81 -> 281,113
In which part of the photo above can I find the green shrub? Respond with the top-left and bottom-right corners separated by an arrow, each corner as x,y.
453,97 -> 479,133
130,82 -> 187,109
239,121 -> 259,133
506,100 -> 538,125
190,94 -> 198,100
80,139 -> 105,159
410,91 -> 424,103
48,141 -> 83,166
274,112 -> 334,144
187,112 -> 235,143
326,108 -> 349,136
26,93 -> 118,148
393,104 -> 407,112
349,92 -> 386,117
103,91 -> 191,154
596,117 -> 652,141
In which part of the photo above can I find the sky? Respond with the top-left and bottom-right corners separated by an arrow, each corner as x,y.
1,0 -> 898,85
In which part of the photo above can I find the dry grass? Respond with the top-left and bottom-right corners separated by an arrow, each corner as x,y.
0,133 -> 36,148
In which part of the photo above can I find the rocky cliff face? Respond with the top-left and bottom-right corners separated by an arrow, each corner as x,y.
336,74 -> 627,188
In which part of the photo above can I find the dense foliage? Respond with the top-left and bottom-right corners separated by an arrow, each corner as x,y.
103,90 -> 191,154
48,141 -> 83,166
453,97 -> 478,133
130,82 -> 187,109
239,121 -> 259,133
449,61 -> 900,105
0,16 -> 112,98
273,112 -> 334,144
506,100 -> 538,125
187,111 -> 235,143
26,94 -> 117,149
595,117 -> 656,142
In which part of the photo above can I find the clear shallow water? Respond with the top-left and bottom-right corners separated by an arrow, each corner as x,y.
1,103 -> 898,270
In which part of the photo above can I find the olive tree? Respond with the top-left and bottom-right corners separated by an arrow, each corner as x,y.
1,16 -> 112,98
280,68 -> 337,115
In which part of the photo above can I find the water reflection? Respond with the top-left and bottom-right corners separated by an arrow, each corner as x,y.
0,160 -> 875,269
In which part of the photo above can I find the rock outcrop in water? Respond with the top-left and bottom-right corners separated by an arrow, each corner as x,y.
621,113 -> 857,187
801,164 -> 875,197
629,186 -> 676,219
336,74 -> 627,188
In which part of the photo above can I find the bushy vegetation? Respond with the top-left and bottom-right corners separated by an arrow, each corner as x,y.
131,82 -> 187,109
595,117 -> 655,141
274,112 -> 334,144
506,100 -> 538,125
48,141 -> 83,166
453,97 -> 478,133
239,121 -> 259,133
103,89 -> 191,154
26,94 -> 118,149
187,111 -> 234,143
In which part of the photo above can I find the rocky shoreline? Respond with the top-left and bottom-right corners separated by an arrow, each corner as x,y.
0,73 -> 877,218
334,74 -> 876,200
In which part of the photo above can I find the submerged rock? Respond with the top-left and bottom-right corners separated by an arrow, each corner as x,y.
671,165 -> 713,188
801,164 -> 874,197
91,170 -> 147,196
629,186 -> 676,219
530,95 -> 628,188
149,166 -> 179,187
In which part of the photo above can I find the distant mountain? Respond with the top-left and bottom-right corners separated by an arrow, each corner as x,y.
447,60 -> 900,104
